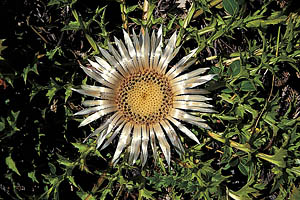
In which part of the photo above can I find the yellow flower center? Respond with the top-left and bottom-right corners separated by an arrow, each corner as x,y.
116,69 -> 173,125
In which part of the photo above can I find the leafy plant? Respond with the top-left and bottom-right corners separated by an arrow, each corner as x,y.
0,0 -> 299,199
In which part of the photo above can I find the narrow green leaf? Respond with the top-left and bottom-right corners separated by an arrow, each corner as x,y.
215,114 -> 238,121
5,155 -> 21,176
126,5 -> 138,14
129,17 -> 142,25
57,156 -> 74,168
287,166 -> 300,176
208,29 -> 225,43
85,34 -> 99,53
183,2 -> 195,28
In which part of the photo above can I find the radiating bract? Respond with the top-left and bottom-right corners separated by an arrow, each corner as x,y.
73,27 -> 215,166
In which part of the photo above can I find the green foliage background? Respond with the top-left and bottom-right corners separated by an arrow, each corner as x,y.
0,0 -> 300,199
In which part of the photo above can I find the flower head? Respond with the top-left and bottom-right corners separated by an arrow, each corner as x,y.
73,27 -> 215,166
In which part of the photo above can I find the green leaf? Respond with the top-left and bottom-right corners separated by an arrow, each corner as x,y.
246,16 -> 286,28
214,114 -> 238,121
183,1 -> 195,28
5,155 -> 21,176
22,64 -> 39,84
46,46 -> 63,60
129,17 -> 142,25
138,188 -> 156,200
126,5 -> 138,13
46,87 -> 58,104
72,142 -> 91,153
0,39 -> 7,60
235,105 -> 245,118
48,162 -> 57,174
291,186 -> 300,200
11,110 -> 20,122
238,162 -> 249,176
99,188 -> 111,200
47,0 -> 73,6
85,34 -> 99,53
257,148 -> 287,168
229,60 -> 241,76
240,80 -> 256,91
208,29 -> 225,43
287,166 -> 300,176
67,176 -> 79,189
57,154 -> 74,168
0,118 -> 5,131
28,171 -> 39,183
223,0 -> 239,16
65,86 -> 72,103
61,21 -> 80,31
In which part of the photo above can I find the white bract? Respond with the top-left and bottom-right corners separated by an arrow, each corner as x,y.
73,27 -> 215,166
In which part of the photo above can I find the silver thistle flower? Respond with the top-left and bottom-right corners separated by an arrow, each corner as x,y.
72,27 -> 215,166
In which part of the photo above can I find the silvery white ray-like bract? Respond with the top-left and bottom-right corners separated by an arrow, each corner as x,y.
72,26 -> 215,166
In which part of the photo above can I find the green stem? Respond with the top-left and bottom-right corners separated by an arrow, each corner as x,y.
193,0 -> 223,19
176,2 -> 195,46
208,131 -> 287,168
120,0 -> 128,31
